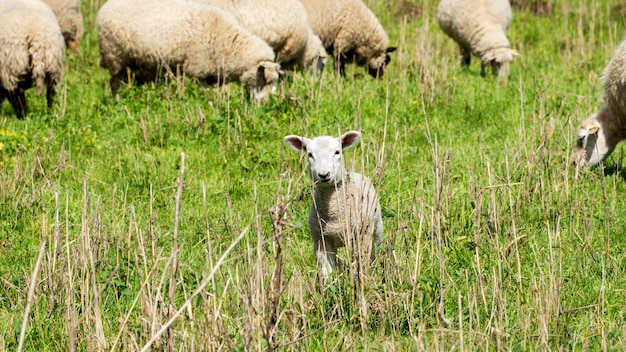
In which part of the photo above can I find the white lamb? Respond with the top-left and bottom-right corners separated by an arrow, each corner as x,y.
437,0 -> 517,78
193,0 -> 327,72
42,0 -> 83,53
575,38 -> 626,167
284,131 -> 383,282
299,0 -> 396,78
97,0 -> 281,102
0,0 -> 65,118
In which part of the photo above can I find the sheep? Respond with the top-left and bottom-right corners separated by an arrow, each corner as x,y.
575,38 -> 626,167
0,0 -> 65,118
437,0 -> 518,78
193,0 -> 327,72
284,131 -> 383,282
42,0 -> 84,53
299,0 -> 396,78
96,0 -> 281,102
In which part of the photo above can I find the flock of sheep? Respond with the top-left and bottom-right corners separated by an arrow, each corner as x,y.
0,0 -> 624,280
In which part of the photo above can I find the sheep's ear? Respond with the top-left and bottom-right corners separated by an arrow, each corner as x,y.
284,135 -> 310,151
339,131 -> 361,150
387,46 -> 397,53
585,122 -> 600,135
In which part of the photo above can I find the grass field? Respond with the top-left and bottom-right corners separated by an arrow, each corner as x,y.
2,0 -> 626,350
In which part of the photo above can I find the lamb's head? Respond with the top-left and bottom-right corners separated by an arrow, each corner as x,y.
365,47 -> 397,78
575,106 -> 626,167
242,61 -> 282,103
482,47 -> 519,78
284,131 -> 361,186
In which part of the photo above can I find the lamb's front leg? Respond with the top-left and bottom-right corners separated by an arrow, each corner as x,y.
314,239 -> 338,284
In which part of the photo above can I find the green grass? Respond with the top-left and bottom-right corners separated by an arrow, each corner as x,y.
2,0 -> 626,350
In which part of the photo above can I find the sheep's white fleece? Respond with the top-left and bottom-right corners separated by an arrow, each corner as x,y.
576,38 -> 626,166
42,0 -> 83,53
195,0 -> 325,70
299,0 -> 394,77
0,0 -> 65,116
437,0 -> 515,77
97,0 -> 280,101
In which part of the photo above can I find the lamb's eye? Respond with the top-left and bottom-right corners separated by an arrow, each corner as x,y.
334,150 -> 340,155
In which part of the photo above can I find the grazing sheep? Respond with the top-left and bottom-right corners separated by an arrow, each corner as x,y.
194,0 -> 327,71
284,131 -> 383,282
437,0 -> 517,78
299,0 -> 396,78
575,38 -> 626,167
0,0 -> 65,118
42,0 -> 84,53
97,0 -> 281,102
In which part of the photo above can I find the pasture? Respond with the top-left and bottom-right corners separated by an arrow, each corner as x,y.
1,0 -> 626,350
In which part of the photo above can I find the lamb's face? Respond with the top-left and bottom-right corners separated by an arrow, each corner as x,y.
304,137 -> 344,184
284,131 -> 362,186
575,108 -> 619,167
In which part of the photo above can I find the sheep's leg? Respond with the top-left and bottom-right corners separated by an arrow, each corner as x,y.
333,54 -> 346,77
314,239 -> 338,283
7,88 -> 27,119
46,83 -> 55,109
460,45 -> 471,67
110,73 -> 125,98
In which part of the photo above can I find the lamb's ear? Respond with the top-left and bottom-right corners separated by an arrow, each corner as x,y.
284,135 -> 311,151
387,46 -> 397,53
339,131 -> 361,150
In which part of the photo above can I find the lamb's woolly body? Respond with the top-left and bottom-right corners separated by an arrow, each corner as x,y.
576,38 -> 626,166
285,132 -> 383,281
299,0 -> 393,77
0,0 -> 65,117
310,173 -> 383,253
437,0 -> 515,77
97,0 -> 280,100
195,0 -> 325,69
42,0 -> 83,53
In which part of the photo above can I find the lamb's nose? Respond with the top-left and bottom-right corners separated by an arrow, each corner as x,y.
318,172 -> 330,181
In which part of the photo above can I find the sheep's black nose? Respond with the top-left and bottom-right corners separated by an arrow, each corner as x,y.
318,172 -> 330,181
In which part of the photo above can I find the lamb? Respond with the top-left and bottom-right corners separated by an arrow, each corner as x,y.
96,0 -> 281,102
42,0 -> 83,53
193,0 -> 327,71
437,0 -> 518,78
0,0 -> 65,118
299,0 -> 396,78
284,131 -> 383,282
575,38 -> 626,167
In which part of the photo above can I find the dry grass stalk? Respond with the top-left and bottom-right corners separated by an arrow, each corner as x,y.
16,240 -> 46,352
167,152 -> 185,351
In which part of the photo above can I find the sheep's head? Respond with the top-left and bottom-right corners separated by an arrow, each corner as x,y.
244,61 -> 281,103
284,131 -> 361,186
366,47 -> 397,78
482,47 -> 519,78
575,106 -> 625,167
303,33 -> 328,74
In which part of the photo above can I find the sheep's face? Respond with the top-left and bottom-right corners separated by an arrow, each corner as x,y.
245,61 -> 281,103
483,48 -> 518,78
366,47 -> 397,78
575,108 -> 621,167
284,131 -> 361,186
